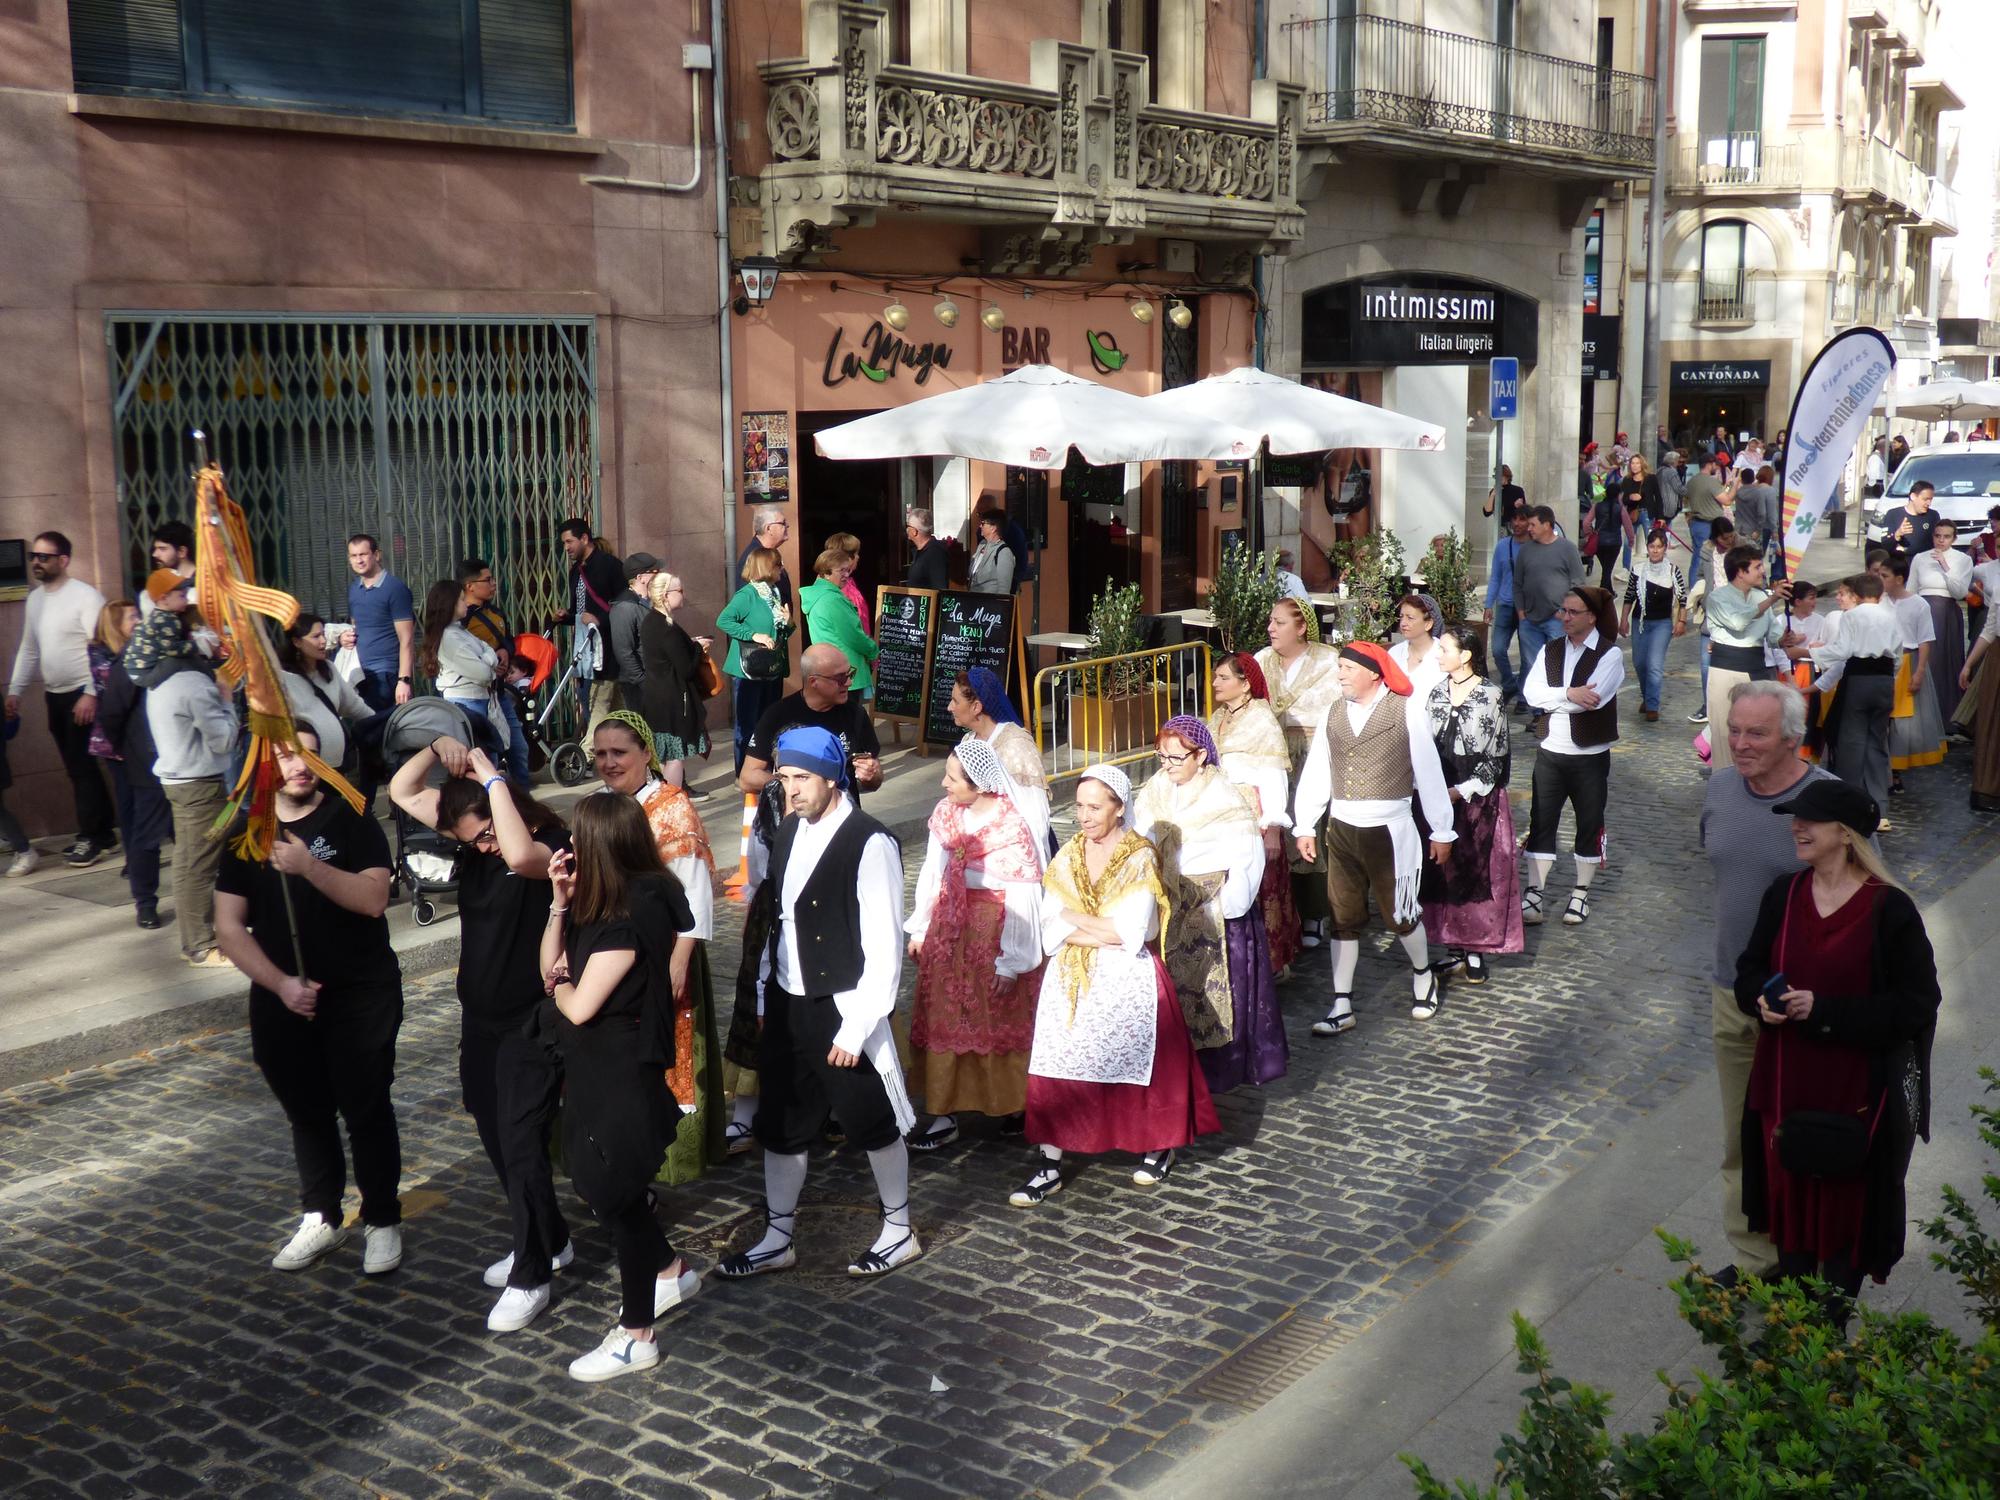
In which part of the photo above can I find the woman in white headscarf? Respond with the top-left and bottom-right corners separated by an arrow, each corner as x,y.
1010,765 -> 1221,1207
903,737 -> 1048,1154
1136,716 -> 1287,1095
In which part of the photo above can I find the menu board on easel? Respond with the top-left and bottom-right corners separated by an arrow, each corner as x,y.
923,590 -> 1020,749
871,586 -> 936,739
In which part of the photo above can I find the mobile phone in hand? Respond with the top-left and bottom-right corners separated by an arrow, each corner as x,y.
1760,971 -> 1788,1008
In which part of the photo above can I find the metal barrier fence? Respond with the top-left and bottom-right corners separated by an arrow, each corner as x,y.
1031,641 -> 1214,788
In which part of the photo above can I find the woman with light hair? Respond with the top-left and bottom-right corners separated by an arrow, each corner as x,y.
638,573 -> 712,786
824,531 -> 870,633
1256,597 -> 1342,948
1734,775 -> 1940,1330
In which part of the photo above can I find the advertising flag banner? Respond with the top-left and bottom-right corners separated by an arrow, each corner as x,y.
1778,328 -> 1896,578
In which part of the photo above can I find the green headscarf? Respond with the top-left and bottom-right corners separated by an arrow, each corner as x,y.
597,708 -> 662,775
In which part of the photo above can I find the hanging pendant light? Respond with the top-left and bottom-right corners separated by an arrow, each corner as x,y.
884,300 -> 911,331
1128,298 -> 1155,324
1166,298 -> 1193,330
981,305 -> 1007,332
933,296 -> 961,328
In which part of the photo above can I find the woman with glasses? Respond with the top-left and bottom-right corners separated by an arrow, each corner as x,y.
637,573 -> 713,787
1136,716 -> 1287,1095
389,740 -> 573,1334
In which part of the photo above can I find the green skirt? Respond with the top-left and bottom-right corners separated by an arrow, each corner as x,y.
657,947 -> 726,1186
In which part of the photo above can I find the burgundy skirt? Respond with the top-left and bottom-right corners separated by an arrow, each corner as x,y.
1025,953 -> 1223,1156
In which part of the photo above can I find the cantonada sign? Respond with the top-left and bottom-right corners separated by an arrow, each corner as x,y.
1670,359 -> 1771,389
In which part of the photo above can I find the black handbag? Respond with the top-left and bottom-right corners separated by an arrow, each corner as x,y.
742,645 -> 785,680
1767,875 -> 1887,1180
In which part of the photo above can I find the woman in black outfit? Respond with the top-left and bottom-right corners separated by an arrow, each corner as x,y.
389,741 -> 573,1334
638,573 -> 712,787
1733,777 -> 1940,1328
540,791 -> 700,1383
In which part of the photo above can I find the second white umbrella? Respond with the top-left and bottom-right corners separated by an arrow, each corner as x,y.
1141,366 -> 1448,454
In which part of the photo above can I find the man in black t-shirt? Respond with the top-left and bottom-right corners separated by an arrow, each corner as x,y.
1878,480 -> 1942,556
215,726 -> 406,1279
738,643 -> 882,795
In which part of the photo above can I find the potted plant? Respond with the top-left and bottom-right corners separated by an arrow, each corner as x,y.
1072,579 -> 1165,754
1327,527 -> 1408,644
1419,529 -> 1473,628
1202,544 -> 1284,654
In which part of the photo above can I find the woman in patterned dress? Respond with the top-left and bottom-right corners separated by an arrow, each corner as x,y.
1209,652 -> 1300,973
1137,716 -> 1287,1094
590,711 -> 724,1183
1418,630 -> 1523,983
1255,599 -> 1342,947
903,738 -> 1047,1154
1009,765 -> 1220,1206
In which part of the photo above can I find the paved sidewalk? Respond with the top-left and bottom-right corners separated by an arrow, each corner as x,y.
1150,849 -> 2000,1500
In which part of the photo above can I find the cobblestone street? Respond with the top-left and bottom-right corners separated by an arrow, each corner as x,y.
1,643 -> 1989,1500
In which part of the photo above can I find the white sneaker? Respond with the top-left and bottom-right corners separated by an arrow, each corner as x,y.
272,1213 -> 346,1271
569,1327 -> 660,1383
483,1240 -> 575,1289
654,1265 -> 701,1319
5,848 -> 39,878
486,1283 -> 551,1333
362,1223 -> 403,1275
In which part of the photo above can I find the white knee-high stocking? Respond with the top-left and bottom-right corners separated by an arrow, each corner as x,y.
1332,938 -> 1360,996
866,1140 -> 912,1253
748,1149 -> 806,1257
1399,928 -> 1430,994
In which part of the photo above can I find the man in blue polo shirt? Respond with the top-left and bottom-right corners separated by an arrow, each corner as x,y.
344,534 -> 415,713
1482,507 -> 1531,709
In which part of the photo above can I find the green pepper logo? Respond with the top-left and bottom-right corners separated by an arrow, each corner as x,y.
857,361 -> 888,382
1087,330 -> 1127,374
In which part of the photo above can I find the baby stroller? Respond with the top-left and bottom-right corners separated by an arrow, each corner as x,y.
512,632 -> 594,787
379,698 -> 508,926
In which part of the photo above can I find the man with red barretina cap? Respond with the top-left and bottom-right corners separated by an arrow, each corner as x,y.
1292,641 -> 1456,1034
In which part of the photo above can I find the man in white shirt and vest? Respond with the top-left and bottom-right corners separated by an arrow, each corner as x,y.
713,727 -> 923,1282
1521,585 -> 1626,928
1292,641 -> 1456,1035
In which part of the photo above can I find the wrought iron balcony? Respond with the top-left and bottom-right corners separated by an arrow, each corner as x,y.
1280,13 -> 1654,173
745,1 -> 1303,261
1668,132 -> 1802,193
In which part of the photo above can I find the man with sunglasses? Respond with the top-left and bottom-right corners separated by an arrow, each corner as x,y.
6,530 -> 113,866
738,643 -> 882,797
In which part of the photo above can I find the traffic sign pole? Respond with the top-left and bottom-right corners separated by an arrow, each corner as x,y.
1489,358 -> 1520,538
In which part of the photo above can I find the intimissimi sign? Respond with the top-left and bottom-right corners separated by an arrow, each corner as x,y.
1303,275 -> 1537,369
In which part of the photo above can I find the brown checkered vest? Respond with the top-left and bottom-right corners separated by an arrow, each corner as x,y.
1322,692 -> 1414,802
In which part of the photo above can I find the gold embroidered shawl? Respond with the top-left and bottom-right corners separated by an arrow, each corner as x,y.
1209,698 -> 1291,782
1042,830 -> 1167,1025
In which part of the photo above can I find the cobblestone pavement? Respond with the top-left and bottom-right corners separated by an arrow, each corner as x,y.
1,639 -> 1988,1500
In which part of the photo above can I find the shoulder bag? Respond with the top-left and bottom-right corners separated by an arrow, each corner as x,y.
697,648 -> 725,699
1768,874 -> 1886,1180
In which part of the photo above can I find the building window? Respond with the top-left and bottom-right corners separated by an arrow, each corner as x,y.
888,0 -> 912,66
1109,0 -> 1163,102
1697,35 -> 1764,177
1699,220 -> 1749,320
67,0 -> 574,128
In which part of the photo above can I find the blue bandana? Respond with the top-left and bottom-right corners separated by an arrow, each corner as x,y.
774,726 -> 848,786
966,666 -> 1021,726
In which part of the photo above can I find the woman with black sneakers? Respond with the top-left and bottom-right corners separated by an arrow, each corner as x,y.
389,740 -> 572,1336
1734,777 -> 1940,1328
540,791 -> 701,1382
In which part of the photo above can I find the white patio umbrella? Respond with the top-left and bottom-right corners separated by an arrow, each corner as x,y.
811,363 -> 1254,469
1139,366 -> 1449,454
1871,376 -> 2000,423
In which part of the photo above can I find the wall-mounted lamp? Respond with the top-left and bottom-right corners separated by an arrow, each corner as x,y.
1128,299 -> 1155,325
933,296 -> 961,328
1166,298 -> 1193,330
884,301 -> 911,331
981,306 -> 1007,331
737,255 -> 780,308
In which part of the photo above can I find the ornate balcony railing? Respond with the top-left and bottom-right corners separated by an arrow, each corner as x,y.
747,2 -> 1302,259
1840,134 -> 1921,215
1669,131 -> 1803,192
1280,13 -> 1654,171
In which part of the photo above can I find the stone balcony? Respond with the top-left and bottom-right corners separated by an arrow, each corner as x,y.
742,1 -> 1303,265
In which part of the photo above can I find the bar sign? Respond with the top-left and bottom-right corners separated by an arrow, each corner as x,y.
1489,357 -> 1519,420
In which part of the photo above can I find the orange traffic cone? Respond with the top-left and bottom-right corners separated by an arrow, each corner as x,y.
723,791 -> 755,899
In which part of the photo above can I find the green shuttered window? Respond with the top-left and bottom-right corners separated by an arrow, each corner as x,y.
67,0 -> 572,128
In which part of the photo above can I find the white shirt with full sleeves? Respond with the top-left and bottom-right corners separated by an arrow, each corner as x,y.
1292,687 -> 1457,840
1808,600 -> 1904,692
1909,548 -> 1972,600
9,577 -> 106,696
1522,629 -> 1627,756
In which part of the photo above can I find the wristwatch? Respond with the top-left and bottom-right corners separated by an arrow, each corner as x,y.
397,675 -> 412,684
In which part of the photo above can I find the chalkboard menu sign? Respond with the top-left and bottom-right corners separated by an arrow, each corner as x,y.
872,586 -> 935,726
923,590 -> 1017,747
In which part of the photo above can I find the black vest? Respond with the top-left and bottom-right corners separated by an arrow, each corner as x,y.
1543,636 -> 1619,748
764,804 -> 897,998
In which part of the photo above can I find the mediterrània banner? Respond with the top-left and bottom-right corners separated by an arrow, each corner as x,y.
1778,327 -> 1897,578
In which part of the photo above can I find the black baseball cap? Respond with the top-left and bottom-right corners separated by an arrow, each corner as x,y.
1773,777 -> 1880,838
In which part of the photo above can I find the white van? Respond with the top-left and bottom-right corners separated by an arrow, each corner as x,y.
1869,443 -> 2000,549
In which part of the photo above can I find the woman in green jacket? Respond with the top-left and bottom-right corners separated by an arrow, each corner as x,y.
716,547 -> 794,772
798,548 -> 881,698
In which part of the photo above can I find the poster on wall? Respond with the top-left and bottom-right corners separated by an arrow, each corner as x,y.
741,411 -> 790,502
1296,372 -> 1384,591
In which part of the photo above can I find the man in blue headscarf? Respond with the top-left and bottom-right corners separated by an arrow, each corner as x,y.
713,727 -> 923,1282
